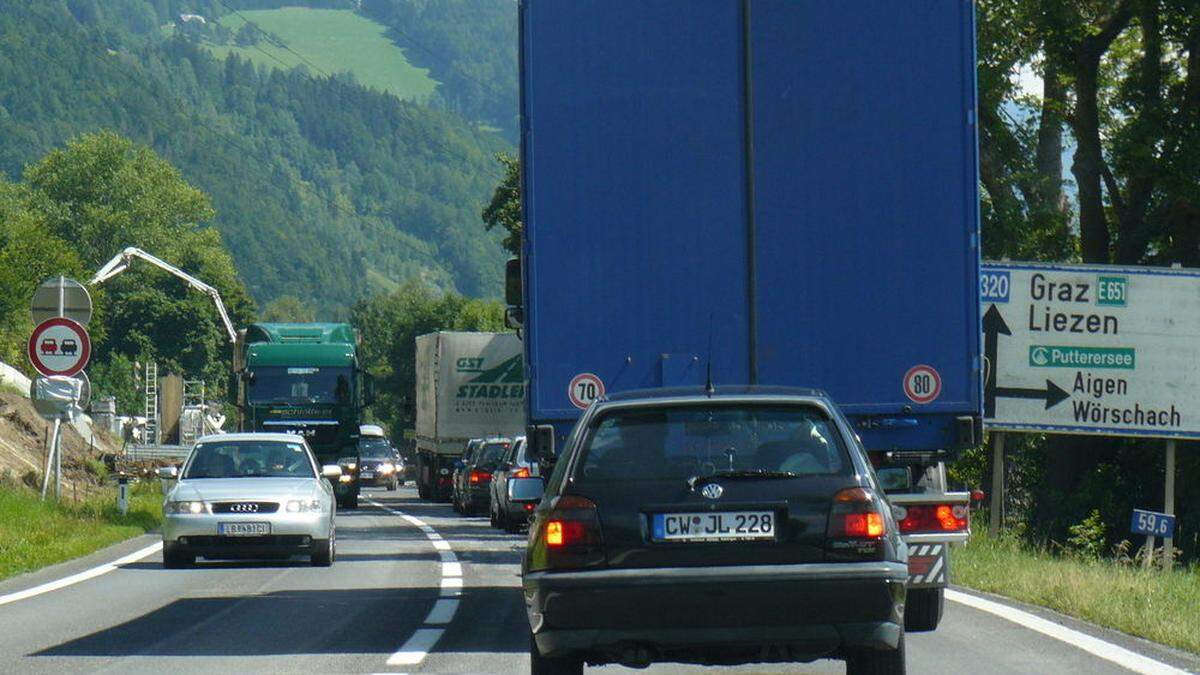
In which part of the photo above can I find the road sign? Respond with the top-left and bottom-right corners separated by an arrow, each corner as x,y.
568,372 -> 605,410
30,277 -> 92,326
29,373 -> 90,418
903,364 -> 942,404
982,262 -> 1200,438
28,317 -> 90,377
1130,508 -> 1175,538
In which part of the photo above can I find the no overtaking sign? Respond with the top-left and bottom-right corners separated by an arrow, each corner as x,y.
28,317 -> 90,377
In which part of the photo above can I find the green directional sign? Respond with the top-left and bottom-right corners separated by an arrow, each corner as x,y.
1028,346 -> 1135,370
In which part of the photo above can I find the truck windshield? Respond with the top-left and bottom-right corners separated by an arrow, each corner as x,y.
577,404 -> 851,483
248,366 -> 352,405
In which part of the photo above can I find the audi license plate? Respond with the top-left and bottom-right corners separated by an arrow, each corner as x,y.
219,522 -> 270,536
360,471 -> 375,479
652,511 -> 775,542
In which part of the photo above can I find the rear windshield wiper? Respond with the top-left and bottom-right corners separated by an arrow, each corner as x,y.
688,469 -> 798,490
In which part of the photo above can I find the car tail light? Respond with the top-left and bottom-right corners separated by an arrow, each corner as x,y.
470,470 -> 492,484
529,495 -> 604,571
512,467 -> 531,478
895,503 -> 969,533
827,487 -> 887,543
524,502 -> 536,511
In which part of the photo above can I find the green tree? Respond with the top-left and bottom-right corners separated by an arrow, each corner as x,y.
260,295 -> 316,323
352,279 -> 505,434
481,153 -> 521,256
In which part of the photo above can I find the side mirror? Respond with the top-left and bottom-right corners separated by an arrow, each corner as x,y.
525,424 -> 556,463
242,370 -> 256,384
505,306 -> 524,330
157,466 -> 178,479
505,257 -> 522,306
454,459 -> 466,469
321,464 -> 343,479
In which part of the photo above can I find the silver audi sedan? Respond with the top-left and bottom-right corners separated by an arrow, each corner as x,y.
159,433 -> 341,568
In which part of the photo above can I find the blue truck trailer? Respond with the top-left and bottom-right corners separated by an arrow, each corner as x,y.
510,0 -> 982,632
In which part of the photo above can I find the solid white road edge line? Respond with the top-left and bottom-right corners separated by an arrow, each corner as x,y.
0,541 -> 163,607
368,498 -> 463,668
945,589 -> 1187,675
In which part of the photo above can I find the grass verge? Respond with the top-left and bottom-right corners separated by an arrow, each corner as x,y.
0,483 -> 161,582
954,532 -> 1200,654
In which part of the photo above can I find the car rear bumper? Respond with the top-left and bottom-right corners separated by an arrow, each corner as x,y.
462,486 -> 491,508
524,562 -> 906,662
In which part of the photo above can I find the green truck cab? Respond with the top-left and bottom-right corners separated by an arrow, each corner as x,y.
236,323 -> 373,509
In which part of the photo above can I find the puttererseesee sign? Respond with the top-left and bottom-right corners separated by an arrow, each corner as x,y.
982,262 -> 1200,438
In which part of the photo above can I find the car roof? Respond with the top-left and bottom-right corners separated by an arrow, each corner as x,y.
195,432 -> 309,445
602,385 -> 830,403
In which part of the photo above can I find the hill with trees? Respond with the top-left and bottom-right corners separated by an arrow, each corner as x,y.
0,1 -> 513,316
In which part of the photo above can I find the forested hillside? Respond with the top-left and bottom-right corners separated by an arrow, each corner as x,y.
0,1 -> 512,315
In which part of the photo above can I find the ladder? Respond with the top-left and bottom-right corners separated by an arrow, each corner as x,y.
180,380 -> 206,445
143,361 -> 159,445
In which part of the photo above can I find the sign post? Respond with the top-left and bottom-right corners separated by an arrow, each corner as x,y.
989,431 -> 1004,537
28,277 -> 92,501
982,262 -> 1194,568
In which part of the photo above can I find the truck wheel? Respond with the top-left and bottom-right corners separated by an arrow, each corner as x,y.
530,632 -> 582,675
418,482 -> 431,500
904,588 -> 944,632
845,631 -> 905,675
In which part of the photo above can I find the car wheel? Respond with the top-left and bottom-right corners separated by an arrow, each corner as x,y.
529,632 -> 582,675
845,630 -> 905,675
343,493 -> 358,510
388,477 -> 398,491
503,508 -> 523,534
490,502 -> 500,528
311,535 -> 334,567
904,588 -> 943,632
162,547 -> 194,569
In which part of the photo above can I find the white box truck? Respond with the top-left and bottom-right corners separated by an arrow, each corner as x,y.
414,331 -> 525,500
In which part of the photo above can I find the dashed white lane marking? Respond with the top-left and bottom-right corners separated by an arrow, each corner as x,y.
946,589 -> 1187,675
0,541 -> 163,607
369,498 -> 463,668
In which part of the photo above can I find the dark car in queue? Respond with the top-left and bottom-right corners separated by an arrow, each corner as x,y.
490,436 -> 542,532
357,436 -> 403,490
522,387 -> 907,675
452,437 -> 511,515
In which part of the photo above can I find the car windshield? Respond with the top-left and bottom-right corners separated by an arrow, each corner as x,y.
247,366 -> 352,405
359,438 -> 393,459
475,442 -> 510,467
184,440 -> 316,479
577,404 -> 850,482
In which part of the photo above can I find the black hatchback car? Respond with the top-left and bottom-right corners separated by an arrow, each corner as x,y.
522,387 -> 907,674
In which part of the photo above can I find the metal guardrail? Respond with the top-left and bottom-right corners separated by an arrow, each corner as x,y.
125,444 -> 191,461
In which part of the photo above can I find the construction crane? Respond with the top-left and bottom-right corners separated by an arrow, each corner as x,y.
89,246 -> 239,344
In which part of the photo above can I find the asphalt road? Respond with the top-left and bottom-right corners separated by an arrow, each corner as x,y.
0,487 -> 1195,674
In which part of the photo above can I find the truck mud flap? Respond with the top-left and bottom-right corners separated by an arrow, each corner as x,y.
906,543 -> 947,588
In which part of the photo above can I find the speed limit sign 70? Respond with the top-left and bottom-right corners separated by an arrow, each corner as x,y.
568,373 -> 605,410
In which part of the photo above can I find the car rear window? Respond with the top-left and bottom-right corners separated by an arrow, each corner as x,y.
476,442 -> 510,466
575,404 -> 851,484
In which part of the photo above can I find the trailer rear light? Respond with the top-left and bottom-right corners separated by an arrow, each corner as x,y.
512,467 -> 531,478
530,495 -> 604,571
470,470 -> 492,484
896,503 -> 969,533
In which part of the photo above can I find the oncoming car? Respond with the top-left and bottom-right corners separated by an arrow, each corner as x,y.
523,387 -> 908,674
358,435 -> 403,490
159,433 -> 342,568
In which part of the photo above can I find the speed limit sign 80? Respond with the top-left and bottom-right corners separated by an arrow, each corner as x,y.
903,364 -> 941,404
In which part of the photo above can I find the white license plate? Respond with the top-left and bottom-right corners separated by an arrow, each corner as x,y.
652,511 -> 775,542
219,522 -> 270,536
361,471 -> 375,479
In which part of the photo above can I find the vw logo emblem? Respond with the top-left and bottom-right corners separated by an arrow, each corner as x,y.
700,483 -> 724,500
231,503 -> 259,513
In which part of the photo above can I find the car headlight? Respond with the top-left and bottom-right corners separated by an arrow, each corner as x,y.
285,499 -> 323,513
337,458 -> 357,471
166,500 -> 206,514
339,474 -> 353,483
379,463 -> 394,474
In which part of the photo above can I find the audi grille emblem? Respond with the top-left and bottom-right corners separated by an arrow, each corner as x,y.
230,503 -> 259,513
701,483 -> 724,500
